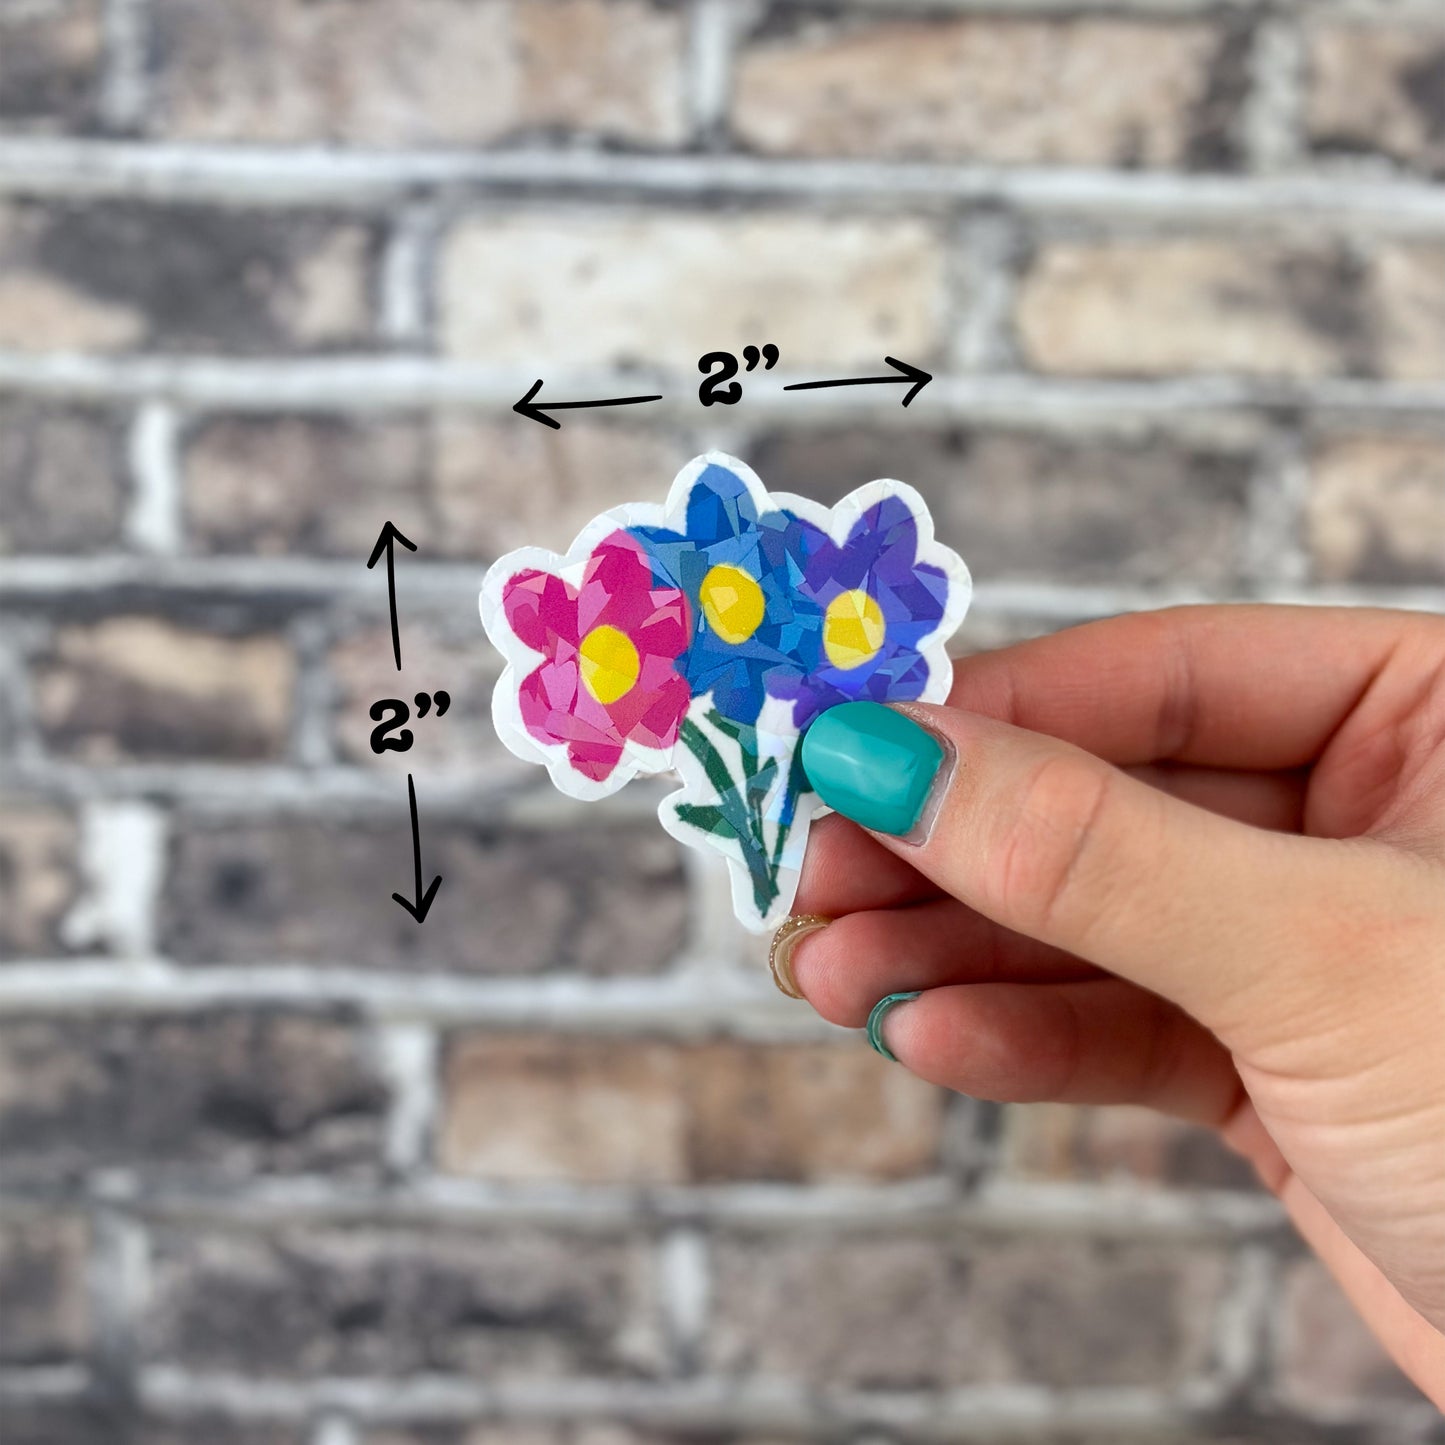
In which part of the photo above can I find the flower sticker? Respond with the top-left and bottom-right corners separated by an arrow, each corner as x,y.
481,452 -> 971,930
627,460 -> 815,726
484,532 -> 692,799
773,489 -> 958,730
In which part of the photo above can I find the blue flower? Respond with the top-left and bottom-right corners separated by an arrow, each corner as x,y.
772,493 -> 950,729
627,461 -> 818,725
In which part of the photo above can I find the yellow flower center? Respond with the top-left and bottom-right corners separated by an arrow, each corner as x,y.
823,589 -> 886,670
577,624 -> 640,705
699,563 -> 765,645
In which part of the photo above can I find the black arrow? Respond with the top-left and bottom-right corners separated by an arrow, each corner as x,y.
783,355 -> 932,408
366,521 -> 417,672
393,773 -> 442,923
514,378 -> 664,431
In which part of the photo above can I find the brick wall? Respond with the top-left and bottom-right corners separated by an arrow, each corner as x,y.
3,1 -> 1445,1442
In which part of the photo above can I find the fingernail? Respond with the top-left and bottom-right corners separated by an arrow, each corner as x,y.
768,914 -> 830,1000
866,991 -> 920,1063
801,702 -> 946,837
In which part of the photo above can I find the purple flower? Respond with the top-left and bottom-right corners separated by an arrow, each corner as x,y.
773,494 -> 950,730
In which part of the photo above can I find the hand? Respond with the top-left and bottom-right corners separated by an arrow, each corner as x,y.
785,605 -> 1445,1407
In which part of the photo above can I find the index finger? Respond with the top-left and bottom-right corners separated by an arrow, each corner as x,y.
950,604 -> 1428,771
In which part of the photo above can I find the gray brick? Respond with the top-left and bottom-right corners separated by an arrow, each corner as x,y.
1307,23 -> 1445,177
162,815 -> 687,975
0,0 -> 103,133
1000,1103 -> 1262,1194
0,798 -> 82,960
1307,434 -> 1445,585
0,399 -> 128,555
734,13 -> 1238,169
440,212 -> 945,372
439,1033 -> 945,1185
182,413 -> 430,559
363,1431 -> 815,1445
30,615 -> 297,764
0,1213 -> 91,1364
0,201 -> 380,356
750,427 -> 1254,586
141,1425 -> 308,1445
149,0 -> 688,148
0,1012 -> 390,1183
144,1224 -> 663,1378
0,1408 -> 305,1445
362,1431 -> 665,1445
327,616 -> 517,782
1016,236 -> 1445,382
707,1231 -> 1230,1390
181,413 -> 694,563
429,415 -> 694,562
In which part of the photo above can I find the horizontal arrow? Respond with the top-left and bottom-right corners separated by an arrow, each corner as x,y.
783,355 -> 932,408
514,378 -> 664,430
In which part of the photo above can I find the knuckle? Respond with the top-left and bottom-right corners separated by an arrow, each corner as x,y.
793,911 -> 881,1029
989,752 -> 1121,942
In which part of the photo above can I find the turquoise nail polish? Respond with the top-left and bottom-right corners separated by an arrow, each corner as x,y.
801,702 -> 945,836
866,991 -> 920,1063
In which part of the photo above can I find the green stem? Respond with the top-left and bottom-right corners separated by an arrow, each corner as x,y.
680,717 -> 735,798
680,719 -> 774,917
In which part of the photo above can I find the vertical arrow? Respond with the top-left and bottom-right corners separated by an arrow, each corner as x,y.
392,773 -> 442,923
366,521 -> 417,671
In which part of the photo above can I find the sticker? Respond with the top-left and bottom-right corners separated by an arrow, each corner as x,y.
480,452 -> 971,932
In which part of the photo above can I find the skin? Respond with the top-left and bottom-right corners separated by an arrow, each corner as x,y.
788,605 -> 1445,1408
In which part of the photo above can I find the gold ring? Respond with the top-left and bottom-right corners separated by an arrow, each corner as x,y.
768,914 -> 831,1000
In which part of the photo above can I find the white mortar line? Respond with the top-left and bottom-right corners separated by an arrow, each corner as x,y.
133,1369 -> 1284,1435
770,0 -> 1445,12
5,140 -> 1445,228
0,761 -> 539,808
673,844 -> 751,978
939,1094 -> 997,1181
8,352 -> 1445,423
1244,17 -> 1306,175
1242,429 -> 1311,587
59,800 -> 166,959
0,619 -> 43,768
659,1227 -> 711,1372
98,0 -> 148,132
374,1021 -> 439,1177
35,1170 -> 1287,1238
0,960 -> 846,1036
379,202 -> 437,348
0,1366 -> 92,1402
88,1203 -> 150,1395
124,401 -> 183,555
770,0 -> 1242,10
288,610 -> 339,772
1211,1245 -> 1277,1394
3,557 -> 1441,618
311,1414 -> 361,1445
951,213 -> 1022,374
686,0 -> 749,143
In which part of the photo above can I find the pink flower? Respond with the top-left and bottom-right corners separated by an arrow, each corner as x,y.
503,534 -> 692,783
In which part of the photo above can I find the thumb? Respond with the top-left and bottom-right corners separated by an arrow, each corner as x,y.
799,700 -> 1400,1039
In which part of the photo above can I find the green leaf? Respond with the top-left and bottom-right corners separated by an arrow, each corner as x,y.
705,708 -> 746,742
680,718 -> 736,799
745,758 -> 779,808
704,708 -> 759,780
673,802 -> 738,841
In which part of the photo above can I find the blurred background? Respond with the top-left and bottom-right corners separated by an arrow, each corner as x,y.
2,1 -> 1444,1442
